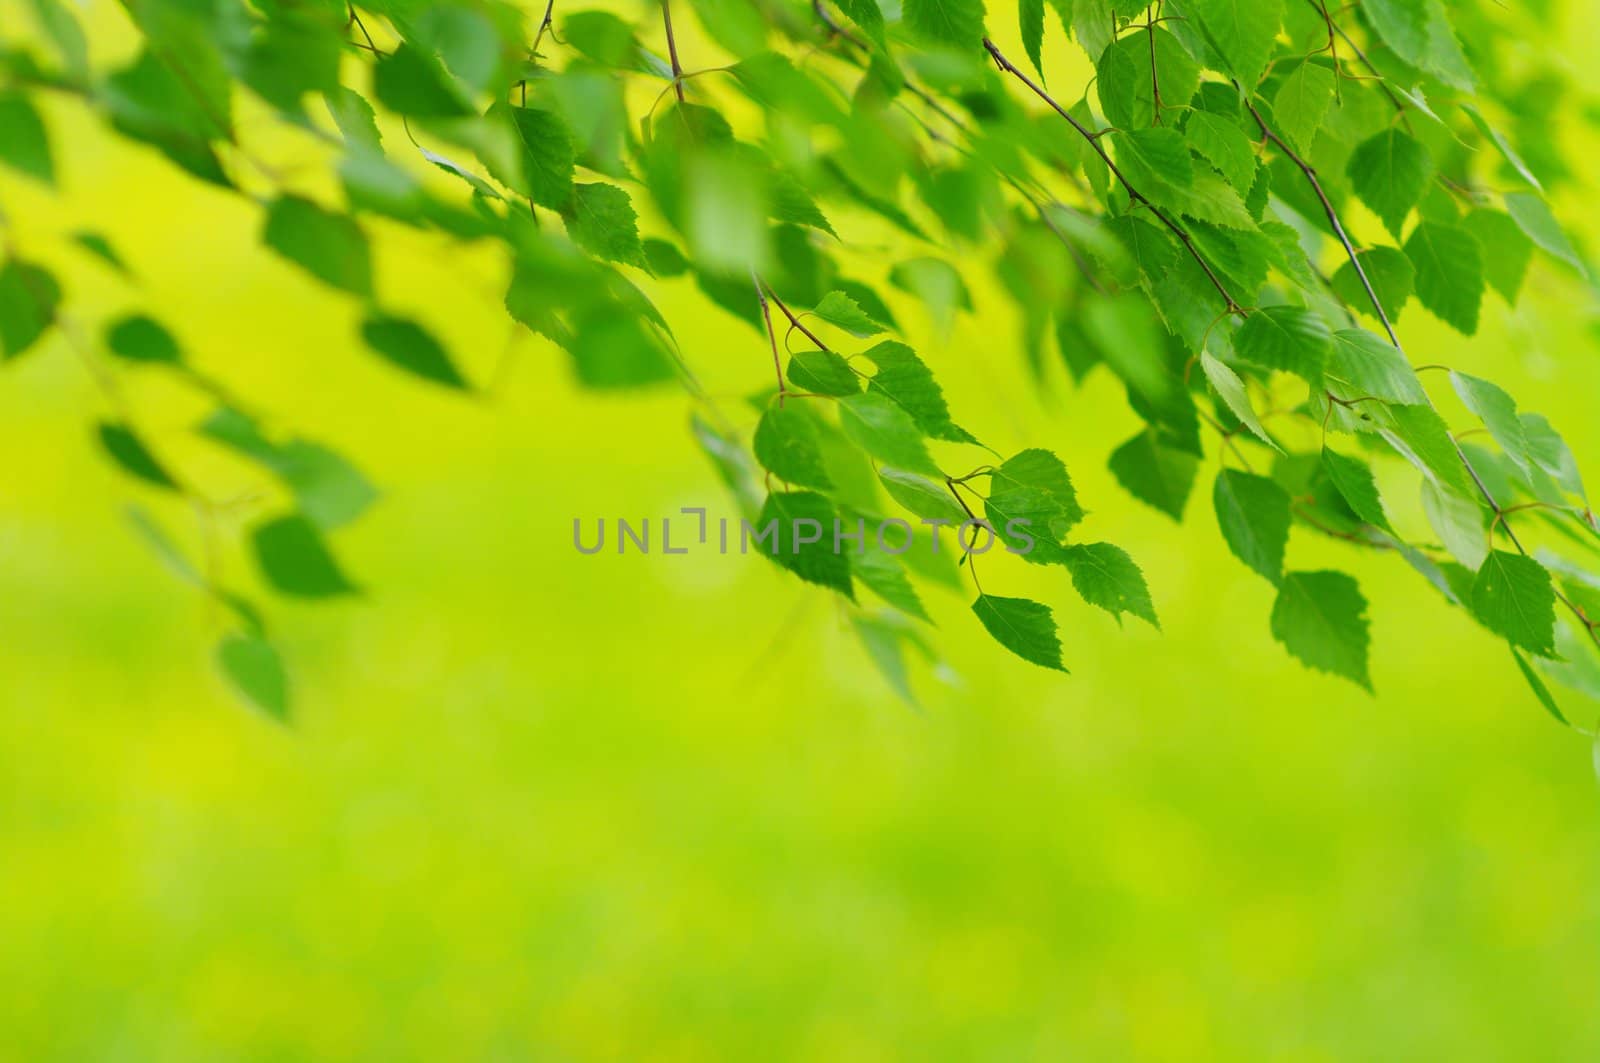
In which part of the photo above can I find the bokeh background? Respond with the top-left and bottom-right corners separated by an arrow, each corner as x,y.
5,0 -> 1600,1057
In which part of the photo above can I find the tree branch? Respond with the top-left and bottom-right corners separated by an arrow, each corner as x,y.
985,38 -> 1244,315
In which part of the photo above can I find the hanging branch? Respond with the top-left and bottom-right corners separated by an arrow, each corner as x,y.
984,38 -> 1245,316
1241,91 -> 1600,650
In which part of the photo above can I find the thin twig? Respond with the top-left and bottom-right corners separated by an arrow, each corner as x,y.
985,38 -> 1244,315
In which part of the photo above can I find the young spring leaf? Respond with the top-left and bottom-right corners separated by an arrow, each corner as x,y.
755,490 -> 855,599
1212,469 -> 1291,583
753,403 -> 833,490
361,313 -> 468,389
564,183 -> 647,268
510,105 -> 578,210
837,391 -> 940,476
1270,570 -> 1373,690
0,259 -> 61,359
1330,247 -> 1414,321
262,196 -> 373,297
1110,429 -> 1198,521
1184,110 -> 1256,191
106,314 -> 182,365
863,341 -> 973,443
1505,192 -> 1584,274
1200,353 -> 1276,448
971,593 -> 1067,672
879,467 -> 967,524
0,91 -> 54,184
1323,329 -> 1427,406
1404,222 -> 1483,335
216,632 -> 289,721
902,0 -> 987,50
1470,550 -> 1557,657
1233,305 -> 1331,385
1062,542 -> 1159,628
1463,209 -> 1534,302
813,291 -> 886,337
1347,129 -> 1435,238
251,514 -> 358,598
1272,61 -> 1335,154
1321,448 -> 1392,532
1186,0 -> 1284,87
98,422 -> 177,490
787,350 -> 861,395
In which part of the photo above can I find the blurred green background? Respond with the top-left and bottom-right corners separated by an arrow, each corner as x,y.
5,3 -> 1600,1059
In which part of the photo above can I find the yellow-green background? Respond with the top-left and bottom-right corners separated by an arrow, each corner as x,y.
4,2 -> 1600,1057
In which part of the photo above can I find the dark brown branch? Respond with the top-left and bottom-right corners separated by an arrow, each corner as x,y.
985,38 -> 1243,315
661,0 -> 685,102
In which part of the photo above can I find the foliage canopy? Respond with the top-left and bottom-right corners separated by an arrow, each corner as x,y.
3,0 -> 1599,728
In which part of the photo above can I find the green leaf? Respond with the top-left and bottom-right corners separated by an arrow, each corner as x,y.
903,0 -> 986,50
1321,448 -> 1392,531
1272,61 -> 1335,154
1384,403 -> 1476,497
1062,542 -> 1159,628
862,341 -> 973,443
1098,30 -> 1199,130
216,633 -> 289,721
1347,129 -> 1434,239
1213,469 -> 1291,583
1233,305 -> 1330,384
880,467 -> 967,524
1450,371 -> 1532,473
1470,550 -> 1556,657
106,314 -> 182,365
361,313 -> 468,389
1511,648 -> 1568,727
1270,570 -> 1373,690
1403,222 -> 1482,335
972,594 -> 1067,671
756,490 -> 855,598
1200,353 -> 1276,448
0,259 -> 60,359
1463,209 -> 1534,302
1185,110 -> 1256,191
1110,429 -> 1198,521
372,43 -> 471,117
1020,0 -> 1046,77
567,308 -> 676,389
1325,328 -> 1425,405
0,91 -> 54,184
835,0 -> 888,44
786,349 -> 860,395
71,231 -> 130,275
1505,192 -> 1584,274
262,196 -> 373,297
1461,103 -> 1542,192
813,291 -> 886,337
1186,0 -> 1283,87
837,391 -> 940,476
509,105 -> 577,211
1113,127 -> 1194,193
989,448 -> 1084,535
983,448 -> 1080,562
563,182 -> 646,268
753,403 -> 832,490
852,548 -> 930,621
1330,246 -> 1414,321
251,513 -> 357,598
98,422 -> 177,490
1421,478 -> 1488,570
